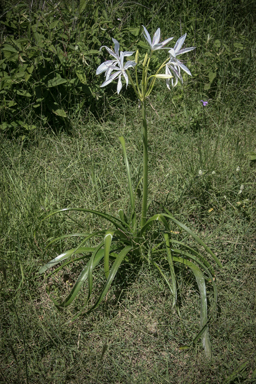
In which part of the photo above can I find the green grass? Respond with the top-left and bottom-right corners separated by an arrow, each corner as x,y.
1,0 -> 256,382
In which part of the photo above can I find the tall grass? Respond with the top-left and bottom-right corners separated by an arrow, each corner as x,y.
1,0 -> 256,382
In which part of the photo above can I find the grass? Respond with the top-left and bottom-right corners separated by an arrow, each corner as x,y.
1,0 -> 256,382
1,91 -> 255,382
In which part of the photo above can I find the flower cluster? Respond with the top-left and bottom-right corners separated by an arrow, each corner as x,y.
96,26 -> 195,94
96,38 -> 136,94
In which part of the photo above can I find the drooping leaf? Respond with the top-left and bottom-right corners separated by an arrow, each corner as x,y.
163,210 -> 222,268
88,246 -> 132,313
57,249 -> 105,307
173,256 -> 211,359
164,233 -> 177,306
39,246 -> 96,274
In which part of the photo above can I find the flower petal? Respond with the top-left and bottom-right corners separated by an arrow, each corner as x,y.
124,60 -> 136,70
142,25 -> 151,46
152,28 -> 161,46
168,48 -> 176,58
160,36 -> 174,48
123,71 -> 129,87
166,65 -> 171,90
96,60 -> 115,75
117,74 -> 122,94
122,51 -> 135,57
112,38 -> 120,56
100,71 -> 120,88
105,63 -> 118,80
174,33 -> 187,53
167,64 -> 181,86
153,43 -> 165,51
175,58 -> 192,76
177,46 -> 196,55
100,45 -> 119,60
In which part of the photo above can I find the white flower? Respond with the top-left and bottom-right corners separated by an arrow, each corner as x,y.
96,38 -> 136,94
236,166 -> 240,172
165,34 -> 195,88
142,25 -> 173,51
198,169 -> 203,176
212,171 -> 216,175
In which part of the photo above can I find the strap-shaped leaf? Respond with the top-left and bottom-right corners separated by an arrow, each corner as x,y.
46,232 -> 93,248
163,209 -> 222,268
40,231 -> 106,273
170,240 -> 215,274
119,137 -> 136,232
104,231 -> 114,278
86,241 -> 104,305
164,233 -> 177,307
153,261 -> 174,294
39,246 -> 95,274
139,213 -> 169,236
88,246 -> 132,312
42,207 -> 129,230
55,249 -> 105,308
172,256 -> 212,359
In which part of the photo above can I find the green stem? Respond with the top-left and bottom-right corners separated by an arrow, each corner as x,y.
141,100 -> 148,228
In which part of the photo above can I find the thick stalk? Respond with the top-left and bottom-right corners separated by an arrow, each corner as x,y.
141,100 -> 148,228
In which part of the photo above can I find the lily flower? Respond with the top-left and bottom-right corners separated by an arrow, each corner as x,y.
165,33 -> 195,88
96,38 -> 136,94
142,25 -> 173,51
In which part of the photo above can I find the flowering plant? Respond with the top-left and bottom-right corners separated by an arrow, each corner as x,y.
40,26 -> 221,358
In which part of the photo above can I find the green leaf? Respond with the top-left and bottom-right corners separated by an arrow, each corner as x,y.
233,42 -> 244,49
39,246 -> 96,274
49,20 -> 59,29
89,246 -> 132,312
0,122 -> 8,130
153,261 -> 174,293
119,137 -> 136,231
138,41 -> 150,49
204,83 -> 211,91
2,44 -> 18,53
87,242 -> 104,306
52,109 -> 67,117
208,71 -> 216,83
163,210 -> 222,268
87,49 -> 101,55
139,214 -> 169,237
127,27 -> 140,36
57,249 -> 105,307
214,39 -> 221,48
173,256 -> 211,359
76,71 -> 87,84
42,207 -> 128,231
7,100 -> 17,107
46,233 -> 91,248
17,90 -> 32,97
104,231 -> 114,278
204,52 -> 214,57
48,76 -> 67,88
79,0 -> 89,14
164,233 -> 177,307
246,151 -> 256,161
